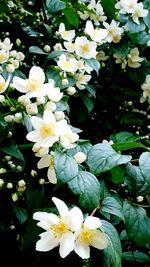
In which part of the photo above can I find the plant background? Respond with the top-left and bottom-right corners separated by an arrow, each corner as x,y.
0,0 -> 150,266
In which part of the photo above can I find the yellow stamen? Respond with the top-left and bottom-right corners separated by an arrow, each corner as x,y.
51,219 -> 69,238
40,123 -> 55,138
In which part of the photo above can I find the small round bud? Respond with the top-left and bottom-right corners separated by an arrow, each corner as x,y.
11,192 -> 19,202
31,169 -> 37,177
54,111 -> 65,121
6,182 -> 13,189
18,180 -> 26,187
74,152 -> 87,164
45,101 -> 57,112
43,45 -> 51,53
66,86 -> 76,95
39,178 -> 45,185
62,78 -> 68,86
6,64 -> 15,73
0,179 -> 4,188
0,168 -> 7,174
16,38 -> 21,46
16,166 -> 22,171
4,114 -> 14,122
26,103 -> 38,115
136,196 -> 144,202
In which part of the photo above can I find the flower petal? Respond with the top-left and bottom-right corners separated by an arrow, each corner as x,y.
37,155 -> 51,169
52,197 -> 69,217
69,207 -> 83,231
84,216 -> 101,229
43,109 -> 56,124
29,66 -> 45,83
36,231 -> 58,251
33,211 -> 59,224
30,116 -> 43,130
91,230 -> 109,250
59,232 -> 75,258
13,76 -> 27,93
48,168 -> 57,184
74,239 -> 90,259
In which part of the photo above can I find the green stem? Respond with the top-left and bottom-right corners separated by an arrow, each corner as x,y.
82,258 -> 91,267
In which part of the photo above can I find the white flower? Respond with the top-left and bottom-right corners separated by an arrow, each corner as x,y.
141,75 -> 150,103
0,49 -> 9,63
13,66 -> 51,98
103,20 -> 124,43
74,152 -> 87,164
33,197 -> 83,258
0,74 -> 10,94
66,86 -> 76,95
115,0 -> 138,14
59,121 -> 79,149
127,47 -> 144,68
113,53 -> 127,69
74,216 -> 109,259
47,86 -> 63,103
26,103 -> 38,115
32,143 -> 49,157
58,23 -> 75,41
37,152 -> 57,184
44,101 -> 57,112
75,72 -> 91,90
75,36 -> 97,59
26,109 -> 60,148
57,54 -> 78,73
85,21 -> 108,43
63,41 -> 76,53
131,3 -> 148,24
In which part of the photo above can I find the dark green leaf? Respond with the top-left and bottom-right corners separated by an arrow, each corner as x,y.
29,46 -> 47,55
0,140 -> 24,162
79,92 -> 94,112
109,165 -> 125,184
112,141 -> 148,152
101,0 -> 116,19
47,50 -> 64,60
86,84 -> 96,98
54,150 -> 78,183
123,201 -> 150,246
68,171 -> 100,210
85,59 -> 100,75
63,8 -> 79,28
126,20 -> 146,33
100,197 -> 124,221
13,205 -> 28,224
46,0 -> 66,13
101,220 -> 122,267
139,152 -> 150,180
123,251 -> 150,263
87,143 -> 132,175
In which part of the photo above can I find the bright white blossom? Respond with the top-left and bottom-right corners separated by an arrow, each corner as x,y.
131,3 -> 148,24
37,152 -> 57,184
74,216 -> 109,259
57,54 -> 78,73
75,36 -> 97,59
13,66 -> 51,98
85,20 -> 108,43
127,47 -> 144,68
26,109 -> 61,147
75,72 -> 91,90
103,20 -> 124,43
33,197 -> 83,258
58,23 -> 75,41
0,74 -> 10,94
140,75 -> 150,103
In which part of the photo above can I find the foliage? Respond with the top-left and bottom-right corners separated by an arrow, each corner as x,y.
0,0 -> 150,266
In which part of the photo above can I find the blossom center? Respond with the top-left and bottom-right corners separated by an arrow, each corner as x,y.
0,81 -> 5,92
26,79 -> 41,92
51,219 -> 69,238
40,123 -> 55,138
78,227 -> 95,245
80,44 -> 90,54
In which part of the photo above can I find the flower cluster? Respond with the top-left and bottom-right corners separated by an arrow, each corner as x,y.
33,197 -> 109,259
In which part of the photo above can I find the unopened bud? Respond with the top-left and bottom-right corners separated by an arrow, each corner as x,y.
74,152 -> 87,164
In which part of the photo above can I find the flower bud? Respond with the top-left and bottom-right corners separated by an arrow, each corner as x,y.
6,182 -> 13,189
0,179 -> 4,188
67,86 -> 76,95
18,180 -> 26,187
136,196 -> 144,202
26,103 -> 38,115
12,192 -> 19,202
43,45 -> 51,53
54,111 -> 65,121
74,152 -> 87,164
39,178 -> 45,185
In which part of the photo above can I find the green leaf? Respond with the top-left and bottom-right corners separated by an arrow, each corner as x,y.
85,59 -> 100,75
46,67 -> 61,87
54,150 -> 78,183
112,141 -> 148,152
125,163 -> 150,196
87,143 -> 132,175
139,152 -> 150,180
100,197 -> 125,221
46,0 -> 66,13
143,13 -> 150,28
0,1 -> 8,14
67,139 -> 92,157
136,32 -> 150,45
26,186 -> 44,211
101,0 -> 116,19
56,95 -> 70,112
63,8 -> 79,28
0,140 -> 24,162
111,131 -> 141,142
126,19 -> 146,33
123,201 -> 150,246
79,92 -> 94,112
13,205 -> 28,224
101,220 -> 122,267
123,251 -> 150,263
109,165 -> 125,184
47,50 -> 64,60
29,46 -> 47,55
68,171 -> 100,210
86,84 -> 96,98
